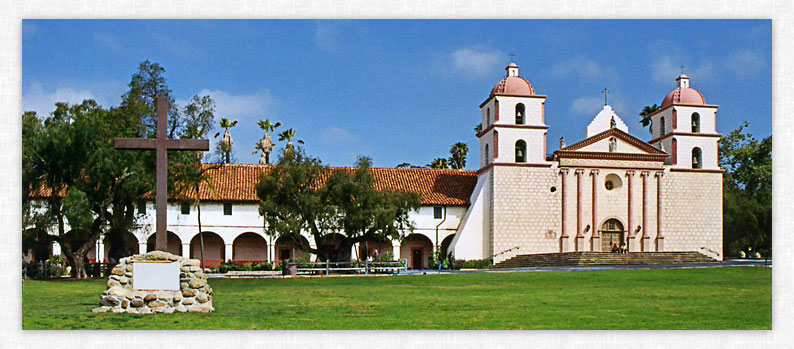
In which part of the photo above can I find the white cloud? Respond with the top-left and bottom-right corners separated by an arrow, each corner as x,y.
185,89 -> 276,121
571,96 -> 604,115
550,57 -> 602,79
724,49 -> 765,79
152,34 -> 203,59
315,22 -> 341,51
320,127 -> 356,145
94,32 -> 121,50
651,54 -> 715,85
22,82 -> 123,116
571,96 -> 627,117
451,47 -> 502,77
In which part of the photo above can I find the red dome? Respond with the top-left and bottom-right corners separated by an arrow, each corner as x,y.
661,75 -> 706,108
490,76 -> 536,97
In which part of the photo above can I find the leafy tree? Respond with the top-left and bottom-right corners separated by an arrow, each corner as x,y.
719,122 -> 772,257
395,162 -> 413,169
119,60 -> 179,138
474,123 -> 482,135
449,142 -> 469,170
173,162 -> 221,269
214,118 -> 238,164
639,104 -> 660,129
256,149 -> 421,262
428,157 -> 449,169
253,119 -> 281,165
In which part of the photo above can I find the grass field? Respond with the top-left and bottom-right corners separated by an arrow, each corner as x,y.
22,266 -> 771,330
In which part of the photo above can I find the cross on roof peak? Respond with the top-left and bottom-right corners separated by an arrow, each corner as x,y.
601,88 -> 609,106
680,64 -> 686,75
509,53 -> 515,63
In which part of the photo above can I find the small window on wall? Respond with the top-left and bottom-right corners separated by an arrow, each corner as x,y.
224,203 -> 233,215
181,201 -> 190,215
660,117 -> 666,136
515,140 -> 527,163
434,206 -> 443,219
515,103 -> 525,125
691,113 -> 700,133
692,147 -> 702,169
137,200 -> 147,215
485,144 -> 490,165
486,108 -> 490,127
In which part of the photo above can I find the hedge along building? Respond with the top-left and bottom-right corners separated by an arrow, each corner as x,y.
29,62 -> 723,268
450,63 -> 723,263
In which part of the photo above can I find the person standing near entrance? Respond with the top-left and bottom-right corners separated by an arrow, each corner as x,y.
373,249 -> 380,261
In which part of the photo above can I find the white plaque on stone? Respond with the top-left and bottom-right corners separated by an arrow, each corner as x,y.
133,261 -> 180,291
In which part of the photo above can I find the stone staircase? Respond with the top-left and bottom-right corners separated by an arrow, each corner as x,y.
492,251 -> 719,269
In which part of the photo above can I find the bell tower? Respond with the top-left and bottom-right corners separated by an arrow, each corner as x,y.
478,62 -> 549,168
649,74 -> 719,170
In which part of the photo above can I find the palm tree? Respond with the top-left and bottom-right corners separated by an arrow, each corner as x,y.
253,119 -> 281,165
214,118 -> 238,164
395,162 -> 413,169
277,128 -> 304,155
474,123 -> 482,135
428,158 -> 449,169
639,104 -> 660,129
173,162 -> 220,270
449,142 -> 469,170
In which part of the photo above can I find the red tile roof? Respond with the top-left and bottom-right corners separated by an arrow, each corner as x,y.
31,164 -> 478,206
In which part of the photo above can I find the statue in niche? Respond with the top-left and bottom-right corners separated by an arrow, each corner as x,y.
559,136 -> 566,149
610,116 -> 616,129
609,137 -> 617,152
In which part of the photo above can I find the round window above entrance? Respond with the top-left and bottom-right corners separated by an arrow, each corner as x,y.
604,173 -> 622,191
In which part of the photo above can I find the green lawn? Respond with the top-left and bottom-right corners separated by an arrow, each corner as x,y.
22,266 -> 771,330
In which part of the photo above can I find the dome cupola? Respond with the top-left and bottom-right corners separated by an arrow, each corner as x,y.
489,63 -> 536,98
660,74 -> 706,109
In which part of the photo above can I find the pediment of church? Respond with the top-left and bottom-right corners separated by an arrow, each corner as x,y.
556,128 -> 667,160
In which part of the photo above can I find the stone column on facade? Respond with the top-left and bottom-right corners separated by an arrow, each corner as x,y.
625,170 -> 635,252
641,171 -> 650,252
559,169 -> 569,253
575,169 -> 585,252
590,169 -> 599,252
352,242 -> 360,261
655,171 -> 665,252
224,243 -> 233,263
97,241 -> 105,263
392,241 -> 401,262
181,243 -> 190,258
139,241 -> 148,254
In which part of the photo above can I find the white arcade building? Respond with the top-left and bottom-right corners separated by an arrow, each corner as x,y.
34,62 -> 723,269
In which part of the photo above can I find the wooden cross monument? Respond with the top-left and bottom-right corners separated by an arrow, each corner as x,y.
115,97 -> 209,252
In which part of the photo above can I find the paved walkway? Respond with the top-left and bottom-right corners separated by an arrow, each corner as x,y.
405,258 -> 771,276
207,259 -> 770,278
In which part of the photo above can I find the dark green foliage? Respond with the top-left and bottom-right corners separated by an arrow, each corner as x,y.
257,150 -> 421,262
719,122 -> 772,257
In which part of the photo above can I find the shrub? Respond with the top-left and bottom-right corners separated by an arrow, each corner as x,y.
461,259 -> 493,269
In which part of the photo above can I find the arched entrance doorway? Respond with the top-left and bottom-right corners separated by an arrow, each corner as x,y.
600,219 -> 624,252
104,230 -> 140,262
233,232 -> 268,263
146,231 -> 182,255
401,234 -> 433,269
190,232 -> 225,268
274,234 -> 310,261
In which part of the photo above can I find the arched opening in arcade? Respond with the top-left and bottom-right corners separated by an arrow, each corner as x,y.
190,231 -> 225,268
146,231 -> 182,256
358,237 -> 393,261
401,233 -> 433,269
104,230 -> 140,262
439,234 -> 456,261
317,233 -> 350,262
233,232 -> 268,264
274,234 -> 311,262
600,219 -> 625,252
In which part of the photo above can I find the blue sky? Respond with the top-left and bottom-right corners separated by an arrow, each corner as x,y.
22,19 -> 771,169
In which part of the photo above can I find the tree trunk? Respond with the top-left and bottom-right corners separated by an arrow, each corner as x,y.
198,200 -> 205,270
225,152 -> 230,164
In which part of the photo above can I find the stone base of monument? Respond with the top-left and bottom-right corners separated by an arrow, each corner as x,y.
92,251 -> 214,314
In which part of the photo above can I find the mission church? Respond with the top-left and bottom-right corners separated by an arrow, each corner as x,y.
41,61 -> 724,269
